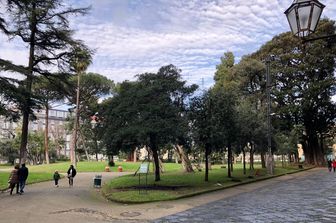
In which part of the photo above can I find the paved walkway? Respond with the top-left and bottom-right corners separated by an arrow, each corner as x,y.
0,168 -> 331,223
154,168 -> 336,223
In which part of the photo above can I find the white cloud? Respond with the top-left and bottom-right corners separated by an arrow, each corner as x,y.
69,0 -> 284,85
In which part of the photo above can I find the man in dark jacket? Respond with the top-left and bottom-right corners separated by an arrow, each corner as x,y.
18,163 -> 29,194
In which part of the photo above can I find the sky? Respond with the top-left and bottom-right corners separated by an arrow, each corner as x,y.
1,0 -> 336,91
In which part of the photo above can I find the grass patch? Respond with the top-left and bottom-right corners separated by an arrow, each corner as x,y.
103,165 -> 303,203
0,161 -> 181,191
0,161 -> 182,174
0,172 -> 55,191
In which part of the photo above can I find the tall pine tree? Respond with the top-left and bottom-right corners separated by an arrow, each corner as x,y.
0,0 -> 90,163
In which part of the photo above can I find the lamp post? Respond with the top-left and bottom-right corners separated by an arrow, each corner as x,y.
266,56 -> 274,175
285,0 -> 336,41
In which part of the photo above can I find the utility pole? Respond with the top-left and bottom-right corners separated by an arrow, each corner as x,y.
266,56 -> 274,175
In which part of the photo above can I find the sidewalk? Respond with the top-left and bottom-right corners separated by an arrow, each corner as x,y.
0,168 -> 321,223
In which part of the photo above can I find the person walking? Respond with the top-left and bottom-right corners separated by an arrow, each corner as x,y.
332,159 -> 336,173
327,159 -> 332,172
18,163 -> 29,194
53,170 -> 61,187
67,165 -> 77,187
8,164 -> 19,195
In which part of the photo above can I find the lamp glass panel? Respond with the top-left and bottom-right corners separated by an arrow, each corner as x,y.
298,5 -> 312,30
287,8 -> 298,35
310,5 -> 322,32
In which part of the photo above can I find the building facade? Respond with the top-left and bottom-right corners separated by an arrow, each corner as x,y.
0,108 -> 71,156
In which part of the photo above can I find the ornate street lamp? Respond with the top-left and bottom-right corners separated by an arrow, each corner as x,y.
284,0 -> 325,38
285,0 -> 336,42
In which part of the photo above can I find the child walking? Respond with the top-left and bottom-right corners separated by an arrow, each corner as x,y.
53,170 -> 60,187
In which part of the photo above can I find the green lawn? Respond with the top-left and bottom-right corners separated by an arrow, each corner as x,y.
0,172 -> 55,190
0,161 -> 182,190
0,162 -> 168,190
1,161 -> 290,173
13,161 -> 181,173
103,164 -> 304,203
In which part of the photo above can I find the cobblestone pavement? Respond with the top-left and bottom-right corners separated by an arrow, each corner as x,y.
153,170 -> 336,223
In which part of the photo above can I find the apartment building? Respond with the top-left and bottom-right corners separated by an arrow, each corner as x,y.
0,108 -> 71,156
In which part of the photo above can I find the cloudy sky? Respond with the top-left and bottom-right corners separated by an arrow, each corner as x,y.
1,0 -> 336,89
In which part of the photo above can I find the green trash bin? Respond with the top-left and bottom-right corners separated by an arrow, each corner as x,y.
93,175 -> 102,188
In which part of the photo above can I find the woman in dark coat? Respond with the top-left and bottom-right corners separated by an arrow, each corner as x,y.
67,165 -> 77,187
8,164 -> 20,195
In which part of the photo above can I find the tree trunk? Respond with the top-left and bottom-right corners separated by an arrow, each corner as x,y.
301,138 -> 311,163
288,153 -> 292,163
109,155 -> 114,165
133,148 -> 137,163
79,133 -> 90,161
243,150 -> 246,175
304,121 -> 325,165
19,109 -> 30,164
70,129 -> 77,165
174,145 -> 194,173
223,151 -> 226,165
19,3 -> 37,165
84,149 -> 90,161
249,144 -> 254,170
228,144 -> 232,178
149,136 -> 160,181
205,144 -> 209,182
307,133 -> 323,166
261,151 -> 266,168
320,133 -> 324,163
152,148 -> 160,181
230,153 -> 233,172
54,137 -> 61,159
70,71 -> 81,166
44,106 -> 50,164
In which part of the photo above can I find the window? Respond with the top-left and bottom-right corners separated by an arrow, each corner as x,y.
49,110 -> 56,117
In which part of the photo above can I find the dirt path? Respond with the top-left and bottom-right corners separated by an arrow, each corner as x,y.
0,168 -> 324,223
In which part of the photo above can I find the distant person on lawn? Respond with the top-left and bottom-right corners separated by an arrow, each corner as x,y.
53,170 -> 61,187
8,164 -> 19,195
18,163 -> 29,194
67,165 -> 77,187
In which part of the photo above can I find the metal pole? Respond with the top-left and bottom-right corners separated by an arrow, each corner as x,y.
266,57 -> 274,175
